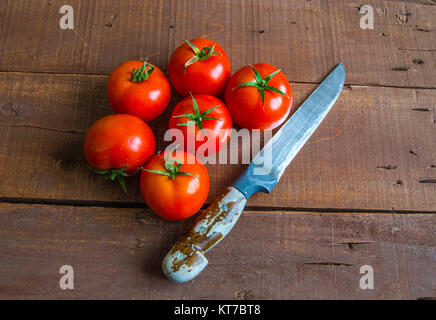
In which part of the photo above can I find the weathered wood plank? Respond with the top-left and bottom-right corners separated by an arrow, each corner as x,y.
0,203 -> 434,299
1,72 -> 436,211
0,0 -> 435,88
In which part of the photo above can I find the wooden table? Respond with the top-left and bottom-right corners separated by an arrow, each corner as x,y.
0,0 -> 435,300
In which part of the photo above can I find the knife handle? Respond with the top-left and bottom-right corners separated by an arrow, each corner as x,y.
162,187 -> 247,283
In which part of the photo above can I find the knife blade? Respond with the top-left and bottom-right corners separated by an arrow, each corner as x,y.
233,62 -> 346,198
162,63 -> 346,283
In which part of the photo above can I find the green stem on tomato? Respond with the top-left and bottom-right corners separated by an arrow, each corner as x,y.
142,145 -> 199,180
89,166 -> 137,193
131,60 -> 155,82
172,94 -> 222,138
184,40 -> 222,72
232,64 -> 290,110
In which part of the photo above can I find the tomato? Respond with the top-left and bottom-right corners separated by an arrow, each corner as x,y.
84,114 -> 156,191
168,38 -> 231,97
168,94 -> 232,156
140,149 -> 209,220
224,63 -> 293,130
107,60 -> 171,122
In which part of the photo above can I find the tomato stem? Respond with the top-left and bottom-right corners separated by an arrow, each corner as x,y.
184,40 -> 222,73
232,64 -> 290,110
89,166 -> 139,193
142,146 -> 199,180
131,60 -> 155,82
173,94 -> 222,138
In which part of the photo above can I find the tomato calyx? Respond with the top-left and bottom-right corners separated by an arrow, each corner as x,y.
142,146 -> 199,180
89,166 -> 137,193
232,64 -> 290,110
173,94 -> 222,137
184,40 -> 222,73
131,61 -> 155,82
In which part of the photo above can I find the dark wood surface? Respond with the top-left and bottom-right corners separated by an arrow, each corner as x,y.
1,203 -> 434,299
0,0 -> 435,299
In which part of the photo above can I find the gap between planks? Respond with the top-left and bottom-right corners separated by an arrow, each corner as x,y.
0,70 -> 436,91
0,197 -> 435,215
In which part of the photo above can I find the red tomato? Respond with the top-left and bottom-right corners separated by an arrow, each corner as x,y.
169,94 -> 232,156
168,38 -> 231,97
84,114 -> 156,190
140,150 -> 209,220
224,63 -> 293,130
107,60 -> 171,122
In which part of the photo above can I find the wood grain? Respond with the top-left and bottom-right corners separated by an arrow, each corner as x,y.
0,0 -> 435,88
0,203 -> 434,299
1,71 -> 436,211
0,0 -> 435,301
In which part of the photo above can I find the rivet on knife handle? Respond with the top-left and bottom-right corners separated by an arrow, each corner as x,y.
162,187 -> 247,283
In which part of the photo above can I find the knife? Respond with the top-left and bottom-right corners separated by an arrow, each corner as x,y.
162,63 -> 346,283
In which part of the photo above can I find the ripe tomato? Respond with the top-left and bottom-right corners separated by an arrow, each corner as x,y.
107,60 -> 171,122
168,94 -> 232,156
168,39 -> 231,97
84,114 -> 155,191
224,63 -> 293,130
140,149 -> 209,220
